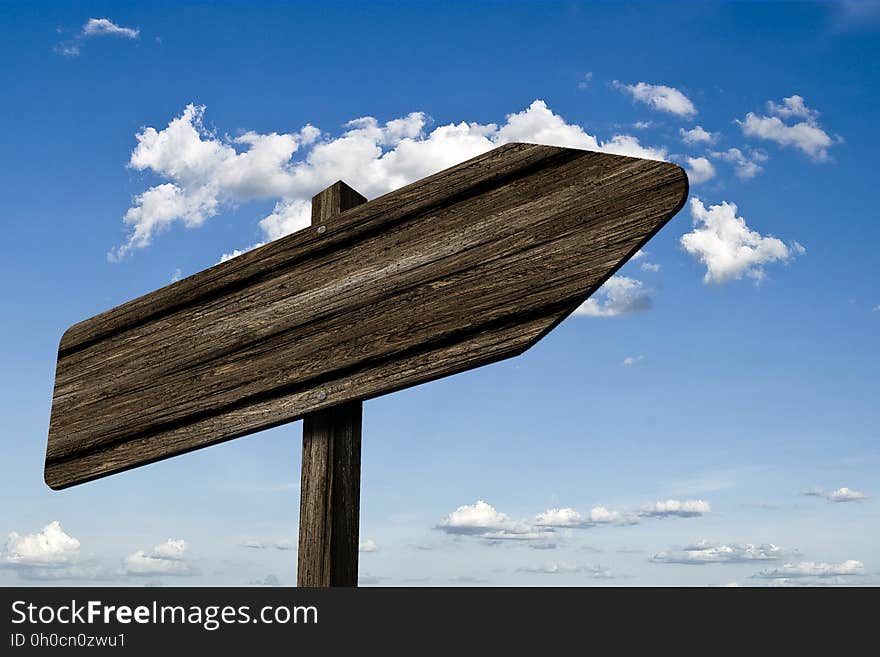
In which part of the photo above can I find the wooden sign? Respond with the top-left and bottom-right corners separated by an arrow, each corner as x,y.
46,143 -> 687,491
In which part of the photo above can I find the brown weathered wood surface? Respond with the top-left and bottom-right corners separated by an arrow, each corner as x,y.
45,143 -> 688,489
298,182 -> 365,588
298,400 -> 363,587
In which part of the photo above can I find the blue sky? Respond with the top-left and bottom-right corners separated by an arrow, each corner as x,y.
1,1 -> 878,586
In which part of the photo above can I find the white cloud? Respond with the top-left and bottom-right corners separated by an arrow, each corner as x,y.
738,95 -> 838,161
0,522 -> 118,581
359,538 -> 379,553
804,486 -> 867,502
587,506 -> 624,524
614,81 -> 697,118
830,487 -> 867,502
441,496 -> 709,545
218,248 -> 251,264
640,499 -> 711,518
599,135 -> 667,160
436,501 -> 553,541
151,538 -> 186,559
112,100 -> 667,260
681,198 -> 803,284
577,72 -> 593,90
534,507 -> 584,527
754,560 -> 865,579
711,147 -> 767,180
518,562 -> 614,578
258,199 -> 312,241
534,505 -> 629,528
766,95 -> 818,121
573,276 -> 652,317
629,249 -> 660,273
123,539 -> 193,576
633,121 -> 654,130
170,268 -> 182,283
2,521 -> 80,566
622,355 -> 644,366
652,540 -> 790,564
82,18 -> 140,39
680,125 -> 717,145
1,524 -> 198,582
56,18 -> 140,57
685,156 -> 716,184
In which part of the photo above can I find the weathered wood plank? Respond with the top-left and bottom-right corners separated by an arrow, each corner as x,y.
45,143 -> 688,489
298,401 -> 363,587
298,182 -> 365,588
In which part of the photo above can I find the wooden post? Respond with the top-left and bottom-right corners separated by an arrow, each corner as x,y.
297,181 -> 367,587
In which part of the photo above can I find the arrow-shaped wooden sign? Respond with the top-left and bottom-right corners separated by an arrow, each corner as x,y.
46,143 -> 687,491
46,142 -> 687,586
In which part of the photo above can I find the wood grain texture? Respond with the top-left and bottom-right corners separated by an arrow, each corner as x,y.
45,143 -> 689,489
298,401 -> 362,587
298,182 -> 365,588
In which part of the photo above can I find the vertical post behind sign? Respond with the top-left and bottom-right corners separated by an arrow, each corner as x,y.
297,181 -> 368,587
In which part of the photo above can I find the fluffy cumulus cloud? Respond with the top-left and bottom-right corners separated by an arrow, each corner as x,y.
534,506 -> 630,528
652,540 -> 791,564
614,81 -> 697,118
803,487 -> 867,502
738,95 -> 839,162
711,147 -> 767,180
1,521 -> 80,567
56,18 -> 140,56
573,276 -> 652,317
436,500 -> 638,543
0,522 -> 116,581
111,100 -> 667,260
622,355 -> 644,366
680,125 -> 717,145
123,539 -> 194,576
0,524 -> 200,581
754,560 -> 865,580
681,198 -> 804,284
640,499 -> 711,518
436,501 -> 553,541
685,156 -> 716,184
